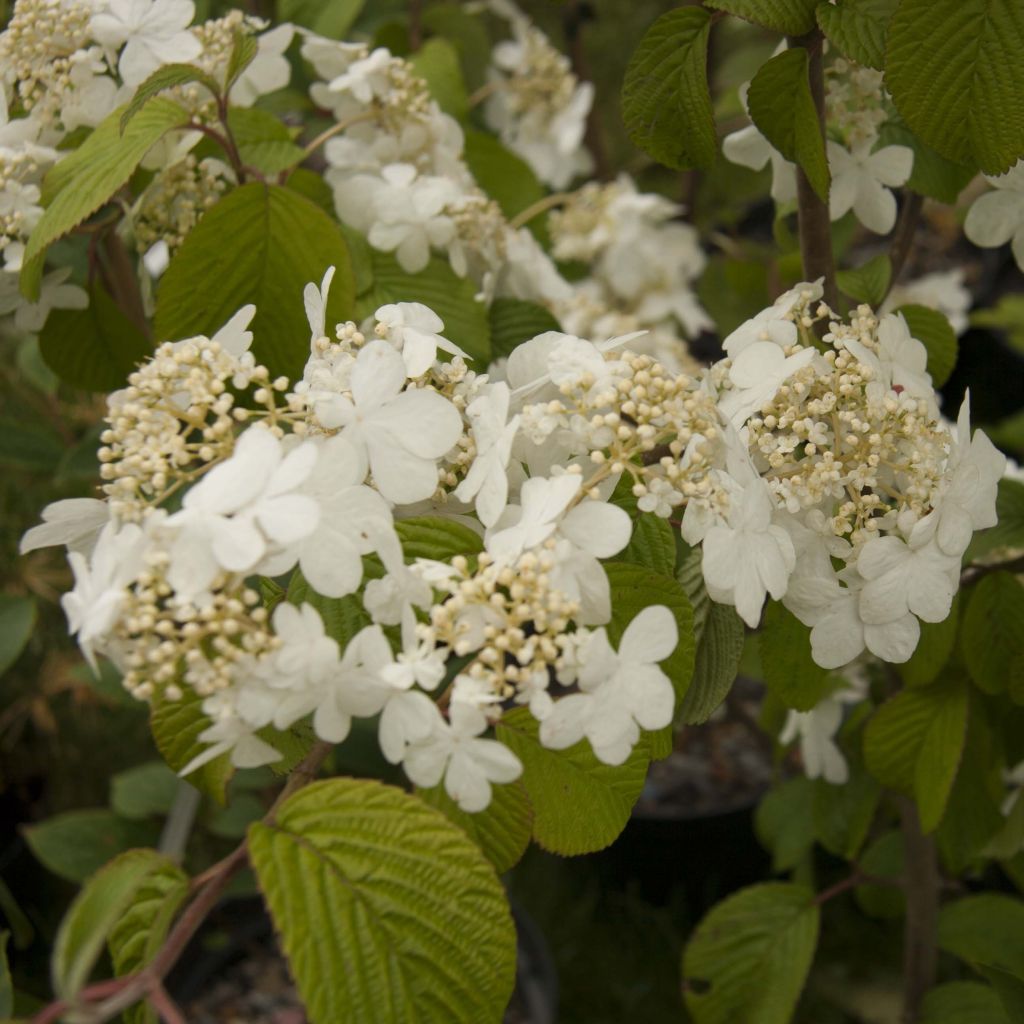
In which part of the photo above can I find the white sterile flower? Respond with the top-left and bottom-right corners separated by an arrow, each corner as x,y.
539,605 -> 677,765
842,312 -> 934,405
334,163 -> 458,274
61,50 -> 123,131
718,341 -> 818,427
827,140 -> 913,235
454,382 -> 520,527
374,302 -> 468,378
721,280 -> 822,358
496,226 -> 574,307
857,534 -> 960,626
485,473 -> 581,560
721,84 -> 797,205
882,269 -> 971,335
330,339 -> 462,504
303,265 -> 335,342
142,240 -> 170,278
964,160 -> 1024,272
230,24 -> 294,106
909,394 -> 1005,558
180,690 -> 282,775
90,0 -> 202,87
780,694 -> 851,785
20,498 -> 110,556
364,526 -> 433,626
327,46 -> 393,103
62,522 -> 147,669
165,424 -> 320,600
0,268 -> 88,333
403,700 -> 522,813
701,471 -> 796,628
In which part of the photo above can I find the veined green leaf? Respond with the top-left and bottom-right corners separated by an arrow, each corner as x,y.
395,516 -> 484,561
225,29 -> 258,93
759,602 -> 829,712
837,253 -> 891,307
922,981 -> 1011,1024
896,304 -> 958,387
816,0 -> 898,70
487,297 -> 560,359
679,601 -> 745,725
410,37 -> 468,120
121,64 -> 220,133
938,894 -> 1024,979
705,0 -> 819,35
961,573 -> 1024,700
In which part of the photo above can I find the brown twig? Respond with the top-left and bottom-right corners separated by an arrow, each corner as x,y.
898,797 -> 939,1022
148,983 -> 188,1024
959,553 -> 1024,587
98,232 -> 150,340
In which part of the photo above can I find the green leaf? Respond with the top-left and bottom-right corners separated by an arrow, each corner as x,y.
462,130 -> 546,230
110,762 -> 180,820
279,0 -> 364,38
938,894 -> 1024,979
155,183 -> 356,381
854,830 -> 905,918
759,603 -> 829,712
421,4 -> 491,90
356,249 -> 490,366
682,882 -> 820,1024
225,29 -> 258,94
39,281 -> 151,391
150,687 -> 234,805
984,790 -> 1024,860
922,981 -> 1010,1023
23,811 -> 159,885
886,0 -> 1024,175
837,253 -> 891,306
52,850 -> 179,1001
896,304 -> 958,387
705,0 -> 819,35
121,63 -> 220,133
287,571 -> 371,651
968,479 -> 1024,560
962,573 -> 1024,699
748,48 -> 830,203
417,780 -> 532,874
812,746 -> 881,860
248,778 -> 516,1024
496,707 -> 650,855
863,676 -> 969,832
226,107 -> 305,175
0,418 -> 62,472
0,595 -> 36,676
679,601 -> 745,725
487,297 -> 560,360
621,7 -> 716,171
900,593 -> 960,687
619,514 -> 677,577
979,966 -> 1024,1023
21,99 -> 190,299
0,933 -> 12,1019
395,516 -> 484,561
755,777 -> 816,872
816,0 -> 898,69
877,119 -> 975,204
107,856 -> 189,1024
410,37 -> 467,120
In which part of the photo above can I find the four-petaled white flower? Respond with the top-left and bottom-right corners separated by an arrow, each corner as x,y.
21,498 -> 110,556
857,534 -> 960,626
827,141 -> 914,235
964,159 -> 1024,273
90,0 -> 202,86
485,473 -> 581,560
718,340 -> 817,427
374,302 -> 469,378
454,382 -> 520,527
779,681 -> 865,785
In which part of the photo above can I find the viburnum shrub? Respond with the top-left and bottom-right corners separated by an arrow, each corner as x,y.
4,0 -> 1024,1021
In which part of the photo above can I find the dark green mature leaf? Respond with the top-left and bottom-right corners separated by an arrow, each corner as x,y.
967,479 -> 1024,560
155,183 -> 356,380
886,0 -> 1024,175
226,108 -> 305,175
150,688 -> 234,805
864,677 -> 969,832
938,894 -> 1024,979
287,571 -> 371,651
755,777 -> 816,872
706,0 -> 818,33
679,601 -> 745,725
901,594 -> 959,688
496,708 -> 650,855
110,762 -> 180,820
922,981 -> 1010,1024
121,64 -> 220,133
854,831 -> 905,918
395,516 -> 484,561
23,811 -> 159,885
621,7 -> 716,171
962,573 -> 1024,699
463,130 -> 546,230
487,298 -> 560,359
22,99 -> 190,299
619,514 -> 677,577
749,48 -> 830,203
0,595 -> 36,676
683,883 -> 820,1024
812,726 -> 881,859
877,119 -> 975,204
40,282 -> 151,391
759,602 -> 829,711
421,3 -> 491,90
248,778 -> 515,1024
417,780 -> 532,873
356,250 -> 490,366
816,0 -> 897,69
896,305 -> 958,387
410,37 -> 467,120
279,0 -> 364,38
837,253 -> 891,306
979,966 -> 1024,1023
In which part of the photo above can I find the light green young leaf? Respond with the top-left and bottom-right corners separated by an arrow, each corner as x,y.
395,516 -> 484,561
983,790 -> 1024,861
900,593 -> 960,688
0,595 -> 36,676
421,4 -> 491,90
278,0 -> 364,39
748,48 -> 830,203
225,29 -> 258,94
961,573 -> 1024,699
922,982 -> 1011,1024
837,253 -> 891,306
938,893 -> 1024,979
816,0 -> 897,69
287,571 -> 371,651
863,676 -> 969,832
226,108 -> 305,175
411,37 -> 468,120
24,811 -> 159,885
417,780 -> 532,874
110,762 -> 180,820
755,777 -> 816,872
896,304 -> 958,387
120,63 -> 220,133
150,687 -> 234,805
682,882 -> 820,1024
759,602 -> 829,712
496,707 -> 650,855
51,850 -> 180,1000
678,602 -> 745,726
886,0 -> 1024,176
21,99 -> 190,299
155,183 -> 356,381
248,778 -> 516,1024
487,297 -> 560,359
705,0 -> 819,34
621,7 -> 716,171
39,282 -> 151,391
